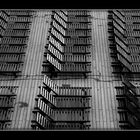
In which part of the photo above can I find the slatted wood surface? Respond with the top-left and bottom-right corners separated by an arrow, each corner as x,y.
0,11 -> 51,129
0,10 -> 126,130
53,11 -> 121,129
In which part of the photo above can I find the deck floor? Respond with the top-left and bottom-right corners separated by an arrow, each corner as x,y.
0,11 -> 51,129
0,10 -> 122,129
54,11 -> 120,129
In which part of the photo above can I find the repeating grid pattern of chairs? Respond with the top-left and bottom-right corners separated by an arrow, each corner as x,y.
0,86 -> 17,129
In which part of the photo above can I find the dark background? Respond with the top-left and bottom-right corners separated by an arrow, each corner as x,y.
0,0 -> 139,9
0,1 -> 139,138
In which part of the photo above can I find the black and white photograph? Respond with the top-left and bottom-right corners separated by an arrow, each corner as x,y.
0,8 -> 140,133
